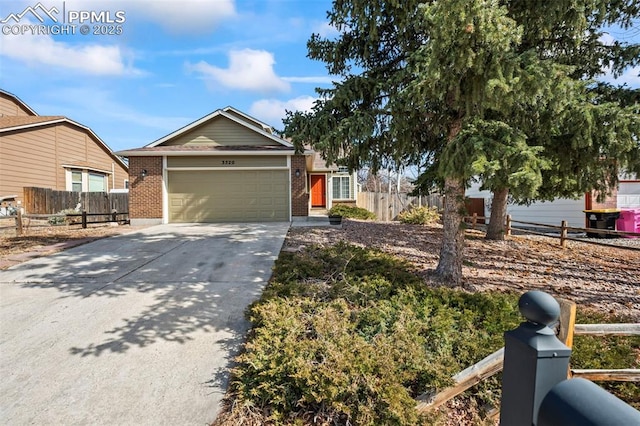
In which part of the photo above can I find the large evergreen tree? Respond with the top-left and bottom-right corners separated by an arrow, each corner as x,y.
284,0 -> 640,284
477,1 -> 640,240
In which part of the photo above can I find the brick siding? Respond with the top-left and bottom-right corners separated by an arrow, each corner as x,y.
291,155 -> 308,217
129,157 -> 163,219
590,187 -> 618,210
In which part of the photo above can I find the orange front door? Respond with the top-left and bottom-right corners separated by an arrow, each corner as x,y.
310,175 -> 326,207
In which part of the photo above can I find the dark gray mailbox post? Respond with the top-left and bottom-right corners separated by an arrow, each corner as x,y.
499,290 -> 572,426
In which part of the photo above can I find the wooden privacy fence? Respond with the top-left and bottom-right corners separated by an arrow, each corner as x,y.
23,187 -> 129,215
414,299 -> 640,417
357,191 -> 443,221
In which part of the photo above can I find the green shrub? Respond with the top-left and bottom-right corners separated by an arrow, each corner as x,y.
48,208 -> 80,225
223,244 -> 639,424
397,206 -> 440,224
228,243 -> 522,425
328,204 -> 376,220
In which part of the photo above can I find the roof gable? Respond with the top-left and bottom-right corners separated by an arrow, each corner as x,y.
0,115 -> 128,171
0,89 -> 38,116
148,108 -> 292,149
222,106 -> 274,133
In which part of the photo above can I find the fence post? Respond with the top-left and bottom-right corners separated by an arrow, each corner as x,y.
506,214 -> 512,236
82,210 -> 87,229
472,213 -> 477,230
556,298 -> 576,350
15,209 -> 23,236
499,291 -> 572,426
560,220 -> 568,248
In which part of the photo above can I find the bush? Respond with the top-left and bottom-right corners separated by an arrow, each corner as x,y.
397,206 -> 440,225
48,208 -> 80,225
226,243 -> 522,425
220,244 -> 639,425
327,204 -> 376,220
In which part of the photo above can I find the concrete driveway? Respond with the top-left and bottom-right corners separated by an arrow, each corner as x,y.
0,223 -> 289,425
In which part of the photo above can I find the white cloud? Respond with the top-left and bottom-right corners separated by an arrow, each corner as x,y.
597,31 -> 640,88
313,21 -> 340,38
0,19 -> 139,76
599,33 -> 616,46
249,96 -> 317,128
134,0 -> 236,34
282,76 -> 335,84
601,66 -> 640,87
187,49 -> 290,93
598,55 -> 640,87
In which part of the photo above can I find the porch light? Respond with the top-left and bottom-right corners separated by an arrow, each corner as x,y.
295,169 -> 301,177
140,169 -> 148,178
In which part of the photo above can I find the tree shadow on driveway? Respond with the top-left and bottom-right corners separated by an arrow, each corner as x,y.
1,223 -> 288,357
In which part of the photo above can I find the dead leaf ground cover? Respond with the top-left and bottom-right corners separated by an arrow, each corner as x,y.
284,220 -> 640,321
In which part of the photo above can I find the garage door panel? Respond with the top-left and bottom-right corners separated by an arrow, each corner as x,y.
168,170 -> 289,222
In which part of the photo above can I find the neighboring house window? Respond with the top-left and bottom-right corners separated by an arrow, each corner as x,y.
124,180 -> 129,189
332,176 -> 351,199
67,169 -> 109,192
89,173 -> 106,192
71,171 -> 83,192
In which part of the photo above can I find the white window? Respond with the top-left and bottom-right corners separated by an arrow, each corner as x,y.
67,169 -> 108,192
71,171 -> 83,192
332,176 -> 351,199
89,173 -> 106,192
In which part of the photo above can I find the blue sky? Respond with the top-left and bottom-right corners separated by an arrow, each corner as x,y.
1,0 -> 638,154
0,0 -> 337,152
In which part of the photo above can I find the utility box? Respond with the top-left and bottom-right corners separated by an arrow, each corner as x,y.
616,209 -> 640,238
583,209 -> 620,238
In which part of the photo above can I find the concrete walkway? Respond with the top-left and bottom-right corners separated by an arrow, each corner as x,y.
0,223 -> 289,426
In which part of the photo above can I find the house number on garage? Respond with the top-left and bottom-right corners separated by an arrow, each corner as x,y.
221,160 -> 235,165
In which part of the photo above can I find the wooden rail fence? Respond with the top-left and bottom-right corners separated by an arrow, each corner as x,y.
464,213 -> 640,249
415,299 -> 640,415
14,210 -> 129,235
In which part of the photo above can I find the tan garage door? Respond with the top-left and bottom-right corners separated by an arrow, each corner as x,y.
168,170 -> 289,222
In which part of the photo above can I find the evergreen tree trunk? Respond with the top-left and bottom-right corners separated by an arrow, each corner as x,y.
435,176 -> 466,285
486,188 -> 509,240
435,118 -> 465,285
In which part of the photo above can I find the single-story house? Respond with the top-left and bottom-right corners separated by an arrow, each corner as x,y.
0,89 -> 129,210
466,176 -> 640,228
117,106 -> 357,225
